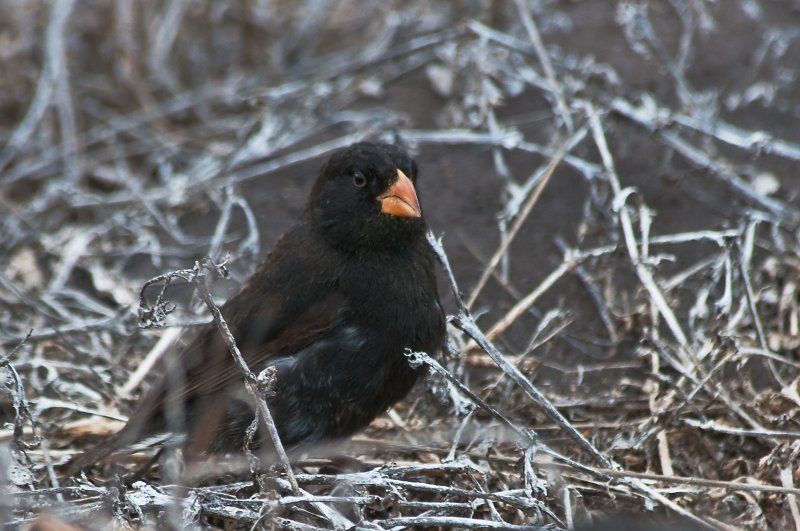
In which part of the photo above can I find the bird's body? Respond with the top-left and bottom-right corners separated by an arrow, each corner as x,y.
65,142 -> 445,475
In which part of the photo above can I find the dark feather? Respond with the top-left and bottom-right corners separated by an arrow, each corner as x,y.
64,142 -> 445,476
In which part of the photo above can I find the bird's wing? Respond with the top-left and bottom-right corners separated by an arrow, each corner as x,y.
176,288 -> 347,400
64,228 -> 346,474
145,222 -> 348,412
160,288 -> 348,458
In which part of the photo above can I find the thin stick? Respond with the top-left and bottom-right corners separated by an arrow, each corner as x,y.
466,131 -> 580,309
513,0 -> 574,131
190,259 -> 299,494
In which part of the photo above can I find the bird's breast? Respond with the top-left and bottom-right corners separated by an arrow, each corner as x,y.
342,254 -> 441,347
265,249 -> 444,445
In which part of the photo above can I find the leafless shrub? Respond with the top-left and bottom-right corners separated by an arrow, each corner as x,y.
2,0 -> 800,529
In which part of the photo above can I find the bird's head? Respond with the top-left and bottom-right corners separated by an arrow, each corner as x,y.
309,142 -> 427,252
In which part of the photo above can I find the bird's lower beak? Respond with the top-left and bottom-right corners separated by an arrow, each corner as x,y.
379,169 -> 421,218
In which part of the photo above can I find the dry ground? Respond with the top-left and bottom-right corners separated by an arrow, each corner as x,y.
2,1 -> 800,529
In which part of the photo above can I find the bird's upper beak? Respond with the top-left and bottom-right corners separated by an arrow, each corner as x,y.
379,169 -> 421,218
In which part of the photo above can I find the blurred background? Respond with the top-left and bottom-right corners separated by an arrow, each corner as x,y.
1,1 -> 800,529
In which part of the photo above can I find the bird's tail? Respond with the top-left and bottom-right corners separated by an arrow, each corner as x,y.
62,425 -> 140,478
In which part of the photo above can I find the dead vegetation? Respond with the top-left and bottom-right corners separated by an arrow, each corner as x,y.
1,1 -> 800,529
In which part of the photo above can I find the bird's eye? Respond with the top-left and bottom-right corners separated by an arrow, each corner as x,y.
352,171 -> 367,188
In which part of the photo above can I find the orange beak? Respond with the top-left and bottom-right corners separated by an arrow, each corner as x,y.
379,169 -> 421,218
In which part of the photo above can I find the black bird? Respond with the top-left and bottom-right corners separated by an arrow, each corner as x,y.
65,142 -> 445,475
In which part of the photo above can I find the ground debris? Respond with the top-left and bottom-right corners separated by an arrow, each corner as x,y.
1,1 -> 799,529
